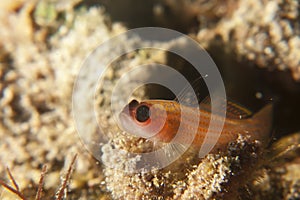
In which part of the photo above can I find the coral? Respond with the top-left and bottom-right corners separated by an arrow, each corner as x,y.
176,155 -> 231,199
0,155 -> 77,200
247,132 -> 300,200
156,0 -> 237,28
101,119 -> 299,200
101,134 -> 264,199
0,0 -> 122,198
102,143 -> 175,199
196,0 -> 300,81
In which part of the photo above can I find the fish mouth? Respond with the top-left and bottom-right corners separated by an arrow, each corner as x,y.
118,112 -> 145,138
118,112 -> 130,129
118,105 -> 132,131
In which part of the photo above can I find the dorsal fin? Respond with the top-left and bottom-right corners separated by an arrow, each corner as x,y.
174,76 -> 208,107
200,96 -> 252,119
173,76 -> 252,119
226,101 -> 252,119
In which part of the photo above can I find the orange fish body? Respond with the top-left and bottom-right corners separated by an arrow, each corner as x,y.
119,99 -> 273,152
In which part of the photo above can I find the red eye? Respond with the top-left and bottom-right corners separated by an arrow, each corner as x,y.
135,105 -> 150,122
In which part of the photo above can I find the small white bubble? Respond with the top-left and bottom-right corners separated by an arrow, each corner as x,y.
255,92 -> 263,99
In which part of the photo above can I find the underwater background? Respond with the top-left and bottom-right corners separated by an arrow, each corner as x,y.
0,0 -> 299,199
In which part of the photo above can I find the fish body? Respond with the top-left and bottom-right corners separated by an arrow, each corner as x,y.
119,99 -> 273,151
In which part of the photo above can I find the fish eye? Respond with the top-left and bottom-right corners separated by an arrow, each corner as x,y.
135,105 -> 150,122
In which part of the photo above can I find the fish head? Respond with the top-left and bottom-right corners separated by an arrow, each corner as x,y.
118,99 -> 168,139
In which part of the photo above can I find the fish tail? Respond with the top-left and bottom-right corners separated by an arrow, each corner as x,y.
248,103 -> 273,143
253,103 -> 273,124
240,103 -> 273,145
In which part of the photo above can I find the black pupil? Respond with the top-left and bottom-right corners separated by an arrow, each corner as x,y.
136,105 -> 150,122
